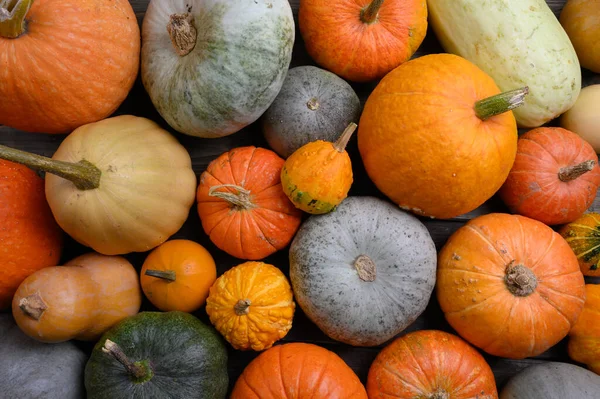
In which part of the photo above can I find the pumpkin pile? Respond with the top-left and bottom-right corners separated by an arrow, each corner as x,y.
2,0 -> 600,397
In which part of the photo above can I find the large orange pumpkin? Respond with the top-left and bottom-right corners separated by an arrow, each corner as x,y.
197,146 -> 302,260
299,0 -> 428,82
358,53 -> 524,219
568,284 -> 600,374
0,0 -> 140,134
437,213 -> 586,359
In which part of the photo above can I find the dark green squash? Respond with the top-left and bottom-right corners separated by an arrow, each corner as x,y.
84,311 -> 228,399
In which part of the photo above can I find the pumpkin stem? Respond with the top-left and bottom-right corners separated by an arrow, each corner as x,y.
354,254 -> 376,282
0,0 -> 32,39
429,389 -> 450,399
19,293 -> 47,321
208,184 -> 256,210
333,123 -> 358,153
307,97 -> 320,111
167,12 -> 197,56
234,299 -> 251,315
360,0 -> 384,24
558,160 -> 596,182
145,269 -> 176,282
504,261 -> 538,297
102,339 -> 154,383
474,86 -> 530,121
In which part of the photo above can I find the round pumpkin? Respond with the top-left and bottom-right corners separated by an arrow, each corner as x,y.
0,0 -> 139,134
0,159 -> 62,309
437,213 -> 586,359
206,261 -> 295,351
0,314 -> 87,399
231,342 -> 367,398
141,0 -> 295,138
358,53 -> 523,219
499,127 -> 600,226
261,65 -> 361,158
561,85 -> 600,153
0,115 -> 197,255
299,0 -> 428,82
197,146 -> 302,260
560,0 -> 600,73
140,239 -> 217,313
85,311 -> 228,399
560,213 -> 600,277
290,196 -> 437,346
568,284 -> 600,374
367,330 -> 498,399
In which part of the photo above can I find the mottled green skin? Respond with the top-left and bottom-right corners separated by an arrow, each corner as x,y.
281,165 -> 338,214
84,312 -> 228,399
141,0 -> 295,138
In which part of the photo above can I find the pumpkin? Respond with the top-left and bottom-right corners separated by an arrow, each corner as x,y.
561,85 -> 600,153
140,239 -> 217,313
282,123 -> 356,214
437,213 -> 586,359
231,342 -> 367,398
85,311 -> 228,399
0,160 -> 62,309
299,0 -> 428,82
205,261 -> 295,351
367,330 -> 498,399
12,252 -> 142,343
560,213 -> 600,277
499,127 -> 600,226
568,284 -> 600,374
428,0 -> 581,128
499,362 -> 600,399
0,314 -> 87,399
358,54 -> 524,219
261,65 -> 361,158
290,196 -> 437,346
560,0 -> 600,73
141,0 -> 294,138
0,0 -> 139,134
197,146 -> 302,260
0,115 -> 197,255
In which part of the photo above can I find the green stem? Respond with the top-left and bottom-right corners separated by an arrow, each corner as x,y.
102,339 -> 154,383
333,123 -> 357,153
0,0 -> 32,38
0,145 -> 101,190
145,269 -> 176,282
474,87 -> 529,121
360,0 -> 384,24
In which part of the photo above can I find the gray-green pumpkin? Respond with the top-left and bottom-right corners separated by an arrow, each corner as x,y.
262,65 -> 361,158
289,196 -> 437,347
85,311 -> 228,399
141,0 -> 295,138
0,314 -> 87,399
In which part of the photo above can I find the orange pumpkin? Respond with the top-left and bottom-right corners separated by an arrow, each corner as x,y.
231,342 -> 368,398
140,239 -> 217,313
299,0 -> 428,82
367,330 -> 498,399
560,0 -> 600,73
568,284 -> 600,374
197,146 -> 302,260
358,53 -> 524,219
499,127 -> 600,226
0,160 -> 63,309
205,261 -> 295,351
437,213 -> 586,359
0,0 -> 140,134
560,213 -> 600,277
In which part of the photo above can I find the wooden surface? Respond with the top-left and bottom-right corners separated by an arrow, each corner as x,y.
2,0 -> 599,396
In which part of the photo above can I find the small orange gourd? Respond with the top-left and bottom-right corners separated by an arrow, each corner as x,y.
205,261 -> 295,351
568,284 -> 600,374
560,213 -> 600,277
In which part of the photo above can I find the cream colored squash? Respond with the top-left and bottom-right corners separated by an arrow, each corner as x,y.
561,85 -> 600,153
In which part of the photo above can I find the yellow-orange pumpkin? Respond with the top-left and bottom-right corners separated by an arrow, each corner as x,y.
560,213 -> 600,277
568,284 -> 600,374
560,0 -> 600,73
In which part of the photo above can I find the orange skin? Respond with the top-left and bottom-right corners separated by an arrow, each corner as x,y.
560,0 -> 600,73
358,53 -> 518,219
0,0 -> 140,134
231,342 -> 368,398
437,213 -> 586,359
569,284 -> 600,374
560,212 -> 600,277
140,239 -> 217,313
367,330 -> 498,399
499,127 -> 600,226
0,160 -> 62,309
299,0 -> 428,82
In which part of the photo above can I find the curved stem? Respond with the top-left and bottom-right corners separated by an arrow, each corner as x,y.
167,13 -> 197,56
208,184 -> 256,210
475,87 -> 529,121
333,123 -> 358,153
19,293 -> 47,321
145,269 -> 176,282
234,299 -> 251,316
0,145 -> 101,190
360,0 -> 384,24
102,339 -> 154,382
0,0 -> 32,38
559,160 -> 596,182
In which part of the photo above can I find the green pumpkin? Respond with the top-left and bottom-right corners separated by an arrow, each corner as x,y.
84,312 -> 228,399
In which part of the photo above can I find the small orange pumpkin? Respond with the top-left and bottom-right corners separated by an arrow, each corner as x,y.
140,239 -> 217,313
568,284 -> 600,374
205,261 -> 295,351
560,213 -> 600,277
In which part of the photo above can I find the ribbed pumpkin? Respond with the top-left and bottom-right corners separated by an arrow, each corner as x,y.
437,213 -> 586,359
205,261 -> 295,351
299,0 -> 428,82
197,146 -> 302,260
0,0 -> 139,134
358,53 -> 524,219
568,284 -> 600,375
560,213 -> 600,277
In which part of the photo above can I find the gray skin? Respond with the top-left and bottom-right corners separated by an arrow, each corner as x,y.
0,314 -> 87,399
500,362 -> 600,399
289,196 -> 437,347
261,65 -> 361,158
